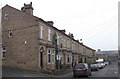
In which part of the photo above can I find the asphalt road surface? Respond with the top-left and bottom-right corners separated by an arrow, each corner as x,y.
2,64 -> 118,79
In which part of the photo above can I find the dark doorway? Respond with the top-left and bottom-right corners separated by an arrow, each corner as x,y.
40,47 -> 44,68
40,51 -> 43,68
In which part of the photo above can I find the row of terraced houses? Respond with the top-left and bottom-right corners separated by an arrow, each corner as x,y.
1,2 -> 96,73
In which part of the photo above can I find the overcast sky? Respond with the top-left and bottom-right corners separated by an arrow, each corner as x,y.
0,0 -> 119,51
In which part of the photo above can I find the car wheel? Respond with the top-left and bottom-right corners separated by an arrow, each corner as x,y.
89,72 -> 92,76
86,75 -> 89,77
73,75 -> 76,78
86,74 -> 89,77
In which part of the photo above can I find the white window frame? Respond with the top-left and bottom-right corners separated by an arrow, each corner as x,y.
2,51 -> 6,59
67,39 -> 69,48
64,39 -> 66,48
68,55 -> 70,64
48,29 -> 51,41
2,45 -> 6,59
72,42 -> 73,51
61,54 -> 63,64
40,25 -> 44,39
4,13 -> 9,20
8,30 -> 13,38
68,54 -> 71,64
57,34 -> 60,45
48,49 -> 51,64
51,50 -> 55,64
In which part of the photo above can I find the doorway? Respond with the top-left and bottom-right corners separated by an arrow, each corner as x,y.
39,47 -> 44,69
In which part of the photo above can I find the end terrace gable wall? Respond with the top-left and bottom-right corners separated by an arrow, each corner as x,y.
2,5 -> 40,71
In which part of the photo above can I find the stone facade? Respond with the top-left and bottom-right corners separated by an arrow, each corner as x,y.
1,2 -> 96,72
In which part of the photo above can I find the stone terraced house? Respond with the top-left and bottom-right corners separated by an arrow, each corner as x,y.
1,2 -> 96,73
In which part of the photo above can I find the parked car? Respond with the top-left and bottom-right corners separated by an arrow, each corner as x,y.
100,63 -> 105,68
97,63 -> 105,69
90,64 -> 99,71
104,61 -> 109,65
73,63 -> 91,77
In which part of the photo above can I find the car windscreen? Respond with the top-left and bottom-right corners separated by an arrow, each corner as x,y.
74,64 -> 85,69
91,64 -> 97,67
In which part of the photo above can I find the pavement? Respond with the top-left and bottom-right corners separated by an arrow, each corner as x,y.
2,66 -> 54,77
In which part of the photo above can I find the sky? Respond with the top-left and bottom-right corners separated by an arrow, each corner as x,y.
0,0 -> 119,51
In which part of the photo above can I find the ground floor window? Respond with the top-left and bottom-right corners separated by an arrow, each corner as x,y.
2,51 -> 5,59
51,50 -> 55,64
68,55 -> 71,64
2,44 -> 6,59
48,49 -> 55,64
48,50 -> 51,64
61,54 -> 63,64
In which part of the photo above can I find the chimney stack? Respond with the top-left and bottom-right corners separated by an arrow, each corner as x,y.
21,2 -> 34,15
47,21 -> 54,26
60,29 -> 66,33
68,33 -> 74,38
80,39 -> 83,44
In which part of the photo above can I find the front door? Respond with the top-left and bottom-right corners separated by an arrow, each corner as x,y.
40,51 -> 43,68
39,47 -> 44,69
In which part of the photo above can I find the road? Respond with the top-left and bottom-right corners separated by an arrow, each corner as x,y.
2,64 -> 118,79
58,64 -> 118,77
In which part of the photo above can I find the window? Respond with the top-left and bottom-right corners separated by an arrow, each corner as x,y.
60,44 -> 62,48
72,43 -> 73,50
68,56 -> 70,64
60,36 -> 63,48
48,29 -> 51,41
2,44 -> 6,59
67,39 -> 69,48
8,30 -> 13,38
57,34 -> 59,45
61,54 -> 63,64
68,55 -> 71,64
51,50 -> 55,64
48,50 -> 51,64
2,45 -> 5,50
64,39 -> 66,48
4,13 -> 9,20
2,52 -> 5,58
40,25 -> 44,39
1,51 -> 5,59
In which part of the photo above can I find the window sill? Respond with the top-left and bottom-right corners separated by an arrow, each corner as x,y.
48,63 -> 51,64
2,58 -> 6,60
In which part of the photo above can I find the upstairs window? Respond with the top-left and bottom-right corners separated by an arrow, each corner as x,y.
40,25 -> 44,39
72,43 -> 73,50
8,30 -> 13,38
48,29 -> 51,41
67,39 -> 70,48
4,13 -> 9,20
